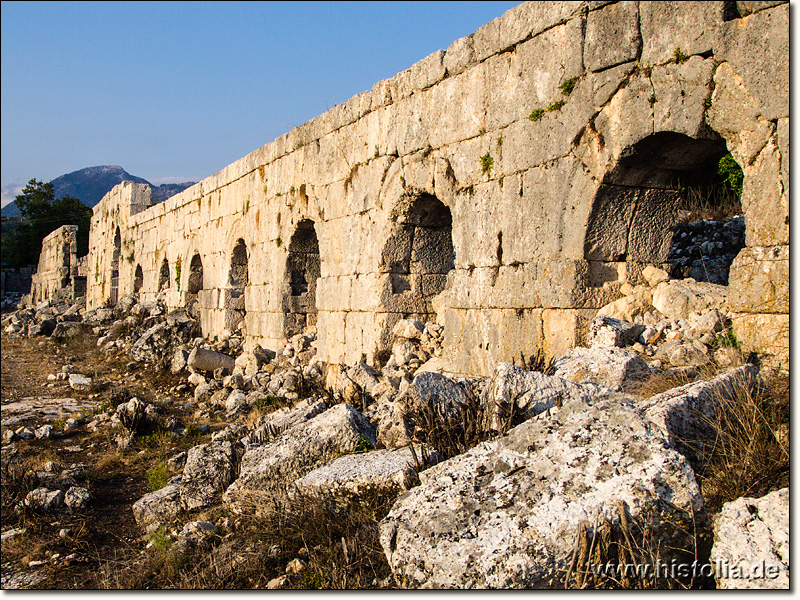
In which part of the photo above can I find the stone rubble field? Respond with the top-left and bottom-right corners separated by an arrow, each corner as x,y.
0,259 -> 788,589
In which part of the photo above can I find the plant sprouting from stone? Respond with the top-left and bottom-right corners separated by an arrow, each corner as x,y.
673,47 -> 689,64
174,255 -> 182,292
547,99 -> 566,112
560,77 -> 578,96
480,153 -> 494,175
528,108 -> 545,122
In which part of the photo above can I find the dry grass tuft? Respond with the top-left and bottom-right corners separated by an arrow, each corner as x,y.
696,369 -> 789,513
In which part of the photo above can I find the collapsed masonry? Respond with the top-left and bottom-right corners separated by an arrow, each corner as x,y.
28,1 -> 789,374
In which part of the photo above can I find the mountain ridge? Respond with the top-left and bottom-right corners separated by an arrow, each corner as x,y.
1,166 -> 195,217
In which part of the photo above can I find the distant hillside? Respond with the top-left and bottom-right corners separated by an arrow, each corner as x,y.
1,166 -> 195,217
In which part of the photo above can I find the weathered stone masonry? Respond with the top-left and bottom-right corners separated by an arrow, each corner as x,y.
73,1 -> 787,375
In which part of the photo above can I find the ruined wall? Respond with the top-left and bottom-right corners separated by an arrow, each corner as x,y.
76,1 -> 787,375
29,225 -> 86,305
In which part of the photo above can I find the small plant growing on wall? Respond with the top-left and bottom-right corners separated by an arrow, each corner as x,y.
174,255 -> 182,291
559,77 -> 578,96
528,108 -> 545,122
480,153 -> 494,175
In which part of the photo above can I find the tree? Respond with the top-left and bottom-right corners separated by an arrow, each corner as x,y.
0,179 -> 93,268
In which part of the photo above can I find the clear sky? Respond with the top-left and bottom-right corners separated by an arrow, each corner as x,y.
1,0 -> 520,206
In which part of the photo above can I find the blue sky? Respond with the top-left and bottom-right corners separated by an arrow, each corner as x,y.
1,1 -> 520,206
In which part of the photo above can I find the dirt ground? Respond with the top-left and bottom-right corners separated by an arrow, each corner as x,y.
1,332 -> 199,589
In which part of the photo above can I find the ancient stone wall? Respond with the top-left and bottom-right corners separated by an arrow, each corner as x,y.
28,225 -> 86,305
71,1 -> 786,374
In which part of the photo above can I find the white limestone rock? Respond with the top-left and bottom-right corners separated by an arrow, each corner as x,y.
245,399 -> 328,445
380,394 -> 705,589
132,483 -> 183,533
187,347 -> 236,373
68,374 -> 92,392
64,486 -> 92,511
652,280 -> 729,322
180,441 -> 237,511
710,488 -> 789,589
393,318 -> 424,340
553,346 -> 651,392
25,488 -> 65,511
292,445 -> 444,509
224,403 -> 376,510
481,362 -> 603,433
587,315 -> 646,349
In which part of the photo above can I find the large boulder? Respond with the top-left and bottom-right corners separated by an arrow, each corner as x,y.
652,280 -> 729,321
379,394 -> 705,589
224,403 -> 376,510
129,322 -> 173,363
710,488 -> 789,589
180,441 -> 237,511
245,399 -> 328,445
553,346 -> 651,392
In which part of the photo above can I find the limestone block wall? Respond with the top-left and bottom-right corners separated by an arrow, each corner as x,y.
29,225 -> 85,305
78,1 -> 788,375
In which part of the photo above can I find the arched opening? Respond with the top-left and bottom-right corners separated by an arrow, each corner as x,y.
158,257 -> 170,291
583,132 -> 736,287
224,239 -> 248,333
381,193 -> 454,316
133,264 -> 144,293
283,219 -> 320,338
186,253 -> 203,303
110,227 -> 121,304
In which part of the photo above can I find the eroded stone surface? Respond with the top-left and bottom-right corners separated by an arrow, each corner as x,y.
710,487 -> 789,589
380,394 -> 705,589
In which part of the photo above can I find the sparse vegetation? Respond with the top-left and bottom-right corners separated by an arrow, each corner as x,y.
528,108 -> 545,122
678,152 -> 743,221
480,153 -> 494,175
673,47 -> 690,64
560,77 -> 578,96
146,462 -> 170,491
547,99 -> 566,112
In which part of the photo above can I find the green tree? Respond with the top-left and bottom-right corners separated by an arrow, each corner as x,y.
1,179 -> 92,268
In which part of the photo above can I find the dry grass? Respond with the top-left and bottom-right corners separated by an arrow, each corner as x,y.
564,500 -> 707,590
92,488 -> 394,589
696,369 -> 789,513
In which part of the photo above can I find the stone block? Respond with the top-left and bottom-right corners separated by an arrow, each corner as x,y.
443,34 -> 475,77
651,56 -> 715,137
554,346 -> 651,392
714,3 -> 788,120
380,394 -> 704,588
640,1 -> 724,65
728,246 -> 789,313
736,0 -> 787,16
584,1 -> 641,73
180,441 -> 237,511
224,404 -> 376,509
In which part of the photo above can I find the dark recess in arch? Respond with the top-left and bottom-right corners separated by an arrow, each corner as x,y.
284,219 -> 320,338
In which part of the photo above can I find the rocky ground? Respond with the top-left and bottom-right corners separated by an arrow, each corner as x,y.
1,256 -> 788,589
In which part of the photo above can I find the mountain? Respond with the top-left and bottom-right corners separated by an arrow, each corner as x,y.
1,166 -> 195,217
